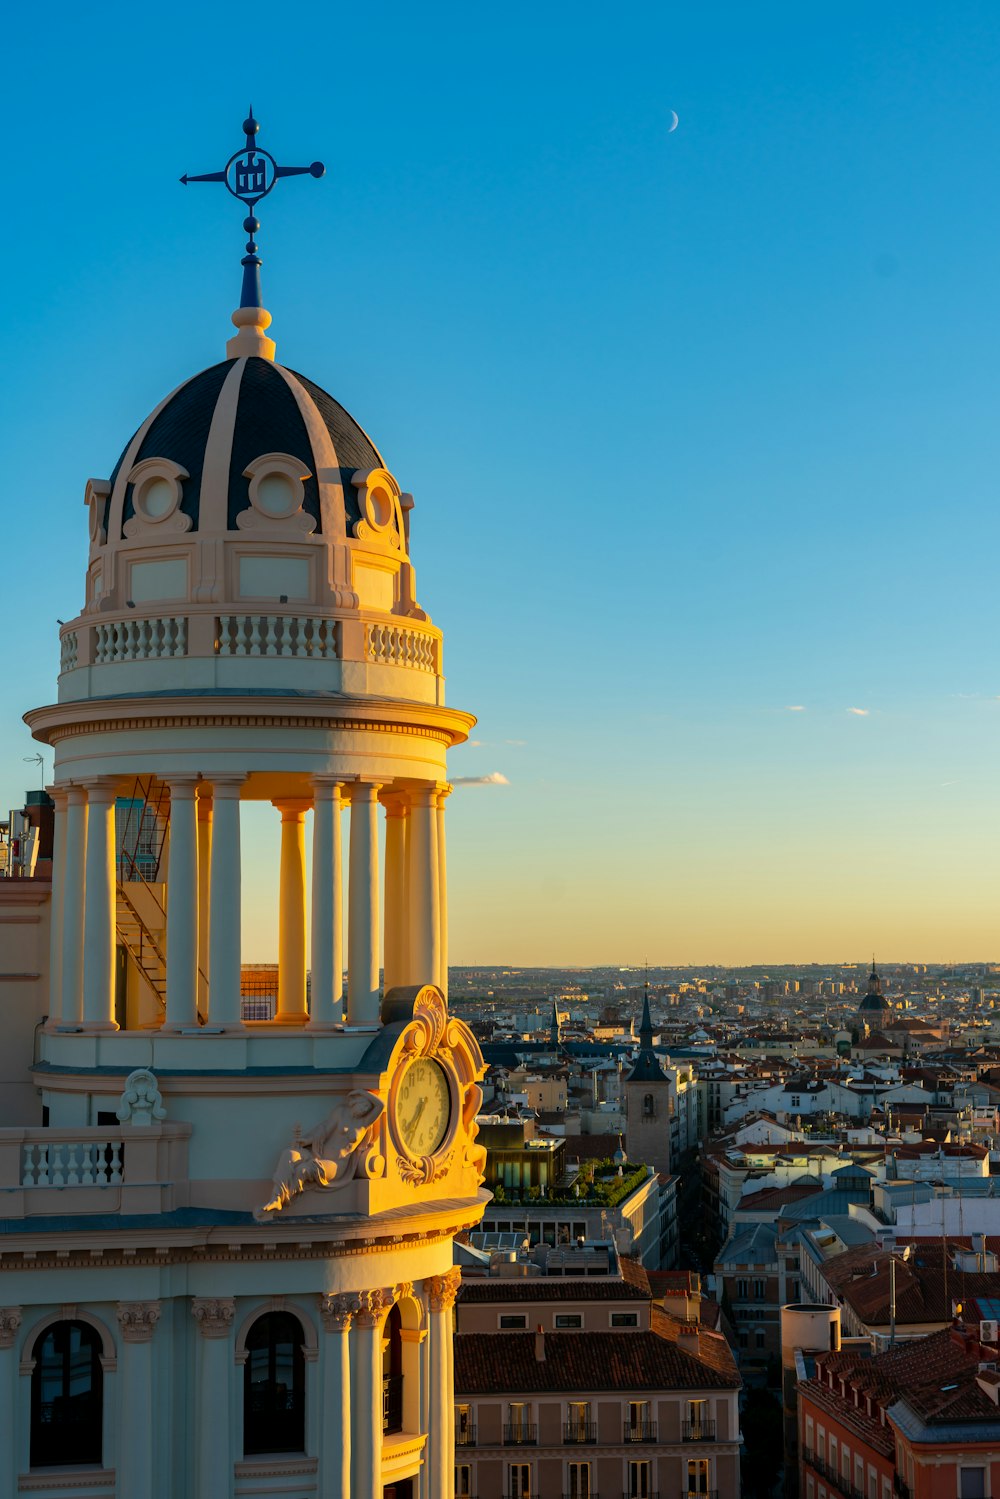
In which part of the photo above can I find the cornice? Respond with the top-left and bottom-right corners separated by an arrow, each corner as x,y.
24,693 -> 476,748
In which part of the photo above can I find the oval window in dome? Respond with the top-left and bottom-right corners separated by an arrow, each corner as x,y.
255,472 -> 298,517
139,476 -> 176,519
367,485 -> 394,530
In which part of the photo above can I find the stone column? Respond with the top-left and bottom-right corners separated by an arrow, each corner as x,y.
60,786 -> 88,1025
81,778 -> 119,1030
208,777 -> 245,1029
0,1309 -> 22,1499
116,1302 -> 160,1499
424,1270 -> 461,1499
274,799 -> 310,1023
164,779 -> 200,1030
309,778 -> 344,1028
351,1289 -> 390,1499
191,1298 -> 235,1499
318,1294 -> 354,1499
347,782 -> 382,1026
435,784 -> 451,998
46,788 -> 67,1023
407,786 -> 441,989
382,792 -> 408,996
196,792 -> 212,1021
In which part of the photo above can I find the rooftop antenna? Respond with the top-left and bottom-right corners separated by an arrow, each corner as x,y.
181,110 -> 325,313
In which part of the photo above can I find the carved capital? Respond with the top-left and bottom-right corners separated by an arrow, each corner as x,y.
354,1287 -> 394,1328
191,1297 -> 235,1339
318,1293 -> 357,1333
0,1307 -> 22,1349
117,1301 -> 161,1343
425,1267 -> 462,1312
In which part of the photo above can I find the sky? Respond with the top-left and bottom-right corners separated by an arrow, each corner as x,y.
3,2 -> 1000,965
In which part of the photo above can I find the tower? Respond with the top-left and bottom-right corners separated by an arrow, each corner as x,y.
856,957 -> 890,1034
623,987 -> 671,1178
1,116 -> 488,1499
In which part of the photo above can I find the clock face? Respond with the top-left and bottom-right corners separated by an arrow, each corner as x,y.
397,1057 -> 451,1157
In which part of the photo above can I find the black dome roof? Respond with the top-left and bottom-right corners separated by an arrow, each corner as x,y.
107,357 -> 384,540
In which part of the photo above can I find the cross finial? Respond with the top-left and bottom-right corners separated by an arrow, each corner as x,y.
181,111 -> 325,355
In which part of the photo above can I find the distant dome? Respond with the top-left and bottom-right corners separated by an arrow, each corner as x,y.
104,356 -> 383,541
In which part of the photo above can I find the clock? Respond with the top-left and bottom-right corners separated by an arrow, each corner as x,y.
396,1056 -> 451,1157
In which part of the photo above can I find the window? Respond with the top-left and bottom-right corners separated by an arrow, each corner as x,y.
456,1403 -> 475,1445
509,1462 -> 531,1499
555,1314 -> 582,1329
753,1279 -> 766,1299
686,1399 -> 710,1440
960,1471 -> 986,1499
456,1464 -> 473,1497
738,1331 -> 748,1349
643,1094 -> 655,1117
382,1305 -> 403,1435
243,1311 -> 305,1455
568,1461 -> 591,1499
566,1401 -> 592,1442
755,1330 -> 766,1349
856,1456 -> 864,1493
626,1400 -> 652,1441
687,1457 -> 710,1496
30,1320 -> 103,1468
507,1402 -> 533,1443
611,1312 -> 639,1327
628,1460 -> 652,1498
500,1314 -> 528,1330
736,1278 -> 749,1298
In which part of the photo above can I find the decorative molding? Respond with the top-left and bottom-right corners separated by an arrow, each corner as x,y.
116,1068 -> 167,1126
425,1267 -> 462,1313
353,1287 -> 394,1328
317,1292 -> 357,1333
18,1469 -> 116,1492
123,457 -> 192,537
255,1090 -> 385,1220
0,1306 -> 22,1348
191,1297 -> 235,1339
116,1301 -> 161,1343
237,452 -> 317,534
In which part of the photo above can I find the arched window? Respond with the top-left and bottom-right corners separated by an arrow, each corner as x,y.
643,1093 -> 655,1118
382,1304 -> 403,1434
244,1312 -> 305,1455
30,1320 -> 103,1468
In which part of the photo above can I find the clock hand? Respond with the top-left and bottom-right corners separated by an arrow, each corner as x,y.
406,1097 -> 427,1134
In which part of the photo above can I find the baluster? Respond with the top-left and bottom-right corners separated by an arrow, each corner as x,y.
264,617 -> 278,656
22,1143 -> 36,1186
108,1142 -> 124,1186
279,617 -> 293,657
175,616 -> 187,656
66,1142 -> 82,1186
249,616 -> 263,656
49,1143 -> 66,1188
36,1143 -> 50,1186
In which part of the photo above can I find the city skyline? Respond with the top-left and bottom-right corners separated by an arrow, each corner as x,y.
4,4 -> 1000,964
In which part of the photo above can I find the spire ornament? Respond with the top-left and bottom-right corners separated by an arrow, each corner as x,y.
181,110 -> 325,359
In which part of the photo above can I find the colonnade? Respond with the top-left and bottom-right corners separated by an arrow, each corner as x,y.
46,776 -> 451,1031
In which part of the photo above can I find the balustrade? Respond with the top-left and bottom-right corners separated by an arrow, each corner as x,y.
59,630 -> 78,672
365,621 -> 437,672
94,616 -> 187,663
22,1136 -> 124,1186
216,614 -> 339,658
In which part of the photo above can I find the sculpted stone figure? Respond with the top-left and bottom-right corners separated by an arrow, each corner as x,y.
255,1090 -> 385,1220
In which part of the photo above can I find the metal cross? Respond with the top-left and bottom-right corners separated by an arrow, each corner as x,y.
181,109 -> 325,308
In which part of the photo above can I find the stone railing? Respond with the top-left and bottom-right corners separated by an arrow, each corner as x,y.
94,616 -> 188,663
0,1124 -> 191,1217
59,630 -> 78,672
365,622 -> 438,673
216,614 -> 340,658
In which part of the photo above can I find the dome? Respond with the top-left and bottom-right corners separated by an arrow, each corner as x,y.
103,356 -> 384,542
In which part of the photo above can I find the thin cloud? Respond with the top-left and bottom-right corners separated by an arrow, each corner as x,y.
784,705 -> 806,712
468,740 -> 484,747
847,707 -> 870,716
504,739 -> 527,746
453,772 -> 510,787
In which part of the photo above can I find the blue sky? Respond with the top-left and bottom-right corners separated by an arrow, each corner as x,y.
4,3 -> 1000,963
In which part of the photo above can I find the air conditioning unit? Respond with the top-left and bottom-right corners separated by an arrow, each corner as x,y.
980,1319 -> 998,1344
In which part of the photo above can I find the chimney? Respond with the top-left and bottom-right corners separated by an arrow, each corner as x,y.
534,1324 -> 545,1362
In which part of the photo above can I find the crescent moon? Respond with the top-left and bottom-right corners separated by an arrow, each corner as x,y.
667,110 -> 679,133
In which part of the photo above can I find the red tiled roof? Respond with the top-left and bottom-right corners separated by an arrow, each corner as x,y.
454,1315 -> 740,1395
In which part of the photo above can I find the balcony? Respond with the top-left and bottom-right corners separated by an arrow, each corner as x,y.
679,1492 -> 717,1499
623,1493 -> 658,1499
455,1424 -> 477,1447
682,1421 -> 716,1442
564,1422 -> 598,1444
0,1123 -> 191,1218
801,1447 -> 865,1499
503,1424 -> 538,1445
623,1422 -> 658,1443
893,1478 -> 911,1499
